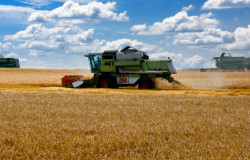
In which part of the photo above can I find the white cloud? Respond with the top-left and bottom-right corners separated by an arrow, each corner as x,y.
19,58 -> 28,62
158,48 -> 164,52
36,60 -> 47,64
4,24 -> 94,53
0,5 -> 46,24
29,51 -> 38,56
3,23 -> 154,57
102,39 -> 156,52
173,28 -> 235,45
223,25 -> 250,51
202,0 -> 250,9
17,0 -> 96,7
204,62 -> 216,68
19,41 -> 64,52
149,52 -> 205,68
182,5 -> 195,11
19,59 -> 47,68
172,25 -> 250,51
96,32 -> 104,35
150,52 -> 183,60
54,0 -> 95,3
5,53 -> 28,62
28,12 -> 51,22
4,53 -> 28,64
5,24 -> 46,41
0,5 -> 36,13
130,24 -> 147,31
136,11 -> 218,35
0,42 -> 14,54
5,53 -> 18,58
17,0 -> 50,7
28,1 -> 129,23
166,36 -> 171,39
185,55 -> 205,67
68,38 -> 157,54
29,50 -> 55,56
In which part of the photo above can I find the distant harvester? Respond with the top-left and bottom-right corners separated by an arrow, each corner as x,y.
0,54 -> 20,68
201,53 -> 250,72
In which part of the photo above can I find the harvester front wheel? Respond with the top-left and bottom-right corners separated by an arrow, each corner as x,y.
138,80 -> 154,89
97,74 -> 116,88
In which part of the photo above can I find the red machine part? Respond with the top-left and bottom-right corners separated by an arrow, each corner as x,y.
62,75 -> 84,87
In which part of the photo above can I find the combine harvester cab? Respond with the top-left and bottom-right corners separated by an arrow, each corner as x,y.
62,46 -> 177,89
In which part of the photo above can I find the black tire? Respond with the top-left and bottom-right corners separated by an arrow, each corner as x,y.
138,79 -> 153,89
97,74 -> 116,88
114,83 -> 119,88
151,80 -> 155,89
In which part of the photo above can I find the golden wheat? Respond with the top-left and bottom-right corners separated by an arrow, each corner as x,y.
0,69 -> 250,159
0,68 -> 93,87
1,69 -> 250,89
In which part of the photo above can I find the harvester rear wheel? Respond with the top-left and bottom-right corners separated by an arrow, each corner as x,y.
138,80 -> 153,89
151,80 -> 155,89
97,74 -> 116,88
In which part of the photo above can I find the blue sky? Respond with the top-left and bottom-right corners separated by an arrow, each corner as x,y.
1,0 -> 250,69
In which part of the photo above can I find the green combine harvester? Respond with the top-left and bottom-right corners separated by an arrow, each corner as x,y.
0,54 -> 20,68
201,53 -> 250,72
62,46 -> 177,89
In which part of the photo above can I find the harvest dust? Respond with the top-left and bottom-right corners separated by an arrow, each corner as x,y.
171,71 -> 250,89
153,77 -> 192,89
170,77 -> 192,89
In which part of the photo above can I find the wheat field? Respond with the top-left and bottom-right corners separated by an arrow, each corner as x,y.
0,69 -> 250,159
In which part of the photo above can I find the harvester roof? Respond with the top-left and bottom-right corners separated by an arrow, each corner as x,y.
84,46 -> 146,57
213,52 -> 245,59
120,46 -> 141,53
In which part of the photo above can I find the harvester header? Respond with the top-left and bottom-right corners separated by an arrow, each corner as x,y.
62,46 -> 177,89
